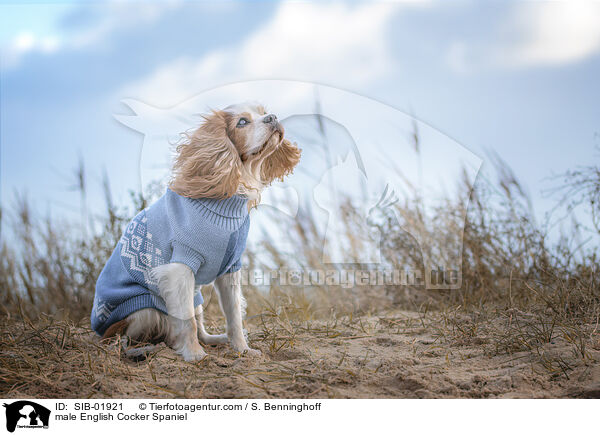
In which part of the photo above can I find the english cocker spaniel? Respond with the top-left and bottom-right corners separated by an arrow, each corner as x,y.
92,103 -> 301,360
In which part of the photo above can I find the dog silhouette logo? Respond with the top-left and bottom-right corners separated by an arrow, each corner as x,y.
115,80 -> 483,289
3,401 -> 50,432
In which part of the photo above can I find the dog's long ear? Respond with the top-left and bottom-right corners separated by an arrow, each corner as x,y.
260,138 -> 301,184
170,111 -> 242,199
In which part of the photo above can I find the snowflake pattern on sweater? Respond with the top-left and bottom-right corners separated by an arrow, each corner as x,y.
119,211 -> 165,289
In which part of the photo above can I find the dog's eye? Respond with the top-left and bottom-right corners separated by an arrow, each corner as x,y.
237,118 -> 250,127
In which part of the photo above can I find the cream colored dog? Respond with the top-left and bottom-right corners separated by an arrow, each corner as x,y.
100,103 -> 300,360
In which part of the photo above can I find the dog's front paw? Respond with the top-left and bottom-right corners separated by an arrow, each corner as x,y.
180,343 -> 208,362
231,340 -> 261,357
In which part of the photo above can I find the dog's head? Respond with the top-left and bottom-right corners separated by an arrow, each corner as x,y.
170,103 -> 301,201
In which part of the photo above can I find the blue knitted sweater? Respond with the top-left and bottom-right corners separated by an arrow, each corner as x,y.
91,189 -> 250,336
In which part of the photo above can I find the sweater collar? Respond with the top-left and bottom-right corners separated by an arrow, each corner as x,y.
185,192 -> 249,218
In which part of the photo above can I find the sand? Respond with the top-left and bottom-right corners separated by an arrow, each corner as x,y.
1,310 -> 599,398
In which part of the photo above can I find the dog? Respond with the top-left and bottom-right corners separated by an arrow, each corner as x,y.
91,103 -> 301,361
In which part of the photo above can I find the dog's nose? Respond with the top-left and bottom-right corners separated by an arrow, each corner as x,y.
263,114 -> 277,125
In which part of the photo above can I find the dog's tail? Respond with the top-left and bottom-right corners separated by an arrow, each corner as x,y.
102,319 -> 129,339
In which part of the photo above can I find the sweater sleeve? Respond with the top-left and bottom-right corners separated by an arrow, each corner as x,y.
226,259 -> 242,275
170,240 -> 205,274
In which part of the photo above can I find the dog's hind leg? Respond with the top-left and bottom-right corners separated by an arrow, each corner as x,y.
102,310 -> 162,361
195,304 -> 229,345
120,337 -> 159,361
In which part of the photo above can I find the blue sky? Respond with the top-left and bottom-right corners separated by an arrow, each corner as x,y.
1,0 -> 599,237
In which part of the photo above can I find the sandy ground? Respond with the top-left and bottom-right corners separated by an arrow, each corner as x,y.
1,311 -> 599,399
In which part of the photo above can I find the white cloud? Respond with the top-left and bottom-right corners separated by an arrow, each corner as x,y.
504,2 -> 600,67
119,1 -> 425,105
8,31 -> 60,55
448,2 -> 600,72
13,32 -> 35,52
2,0 -> 181,70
